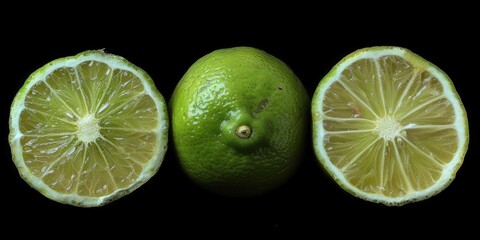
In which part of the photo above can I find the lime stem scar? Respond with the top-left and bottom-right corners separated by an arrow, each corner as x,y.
236,125 -> 252,139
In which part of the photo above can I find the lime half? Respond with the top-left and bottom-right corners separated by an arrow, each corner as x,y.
312,46 -> 469,206
9,50 -> 168,207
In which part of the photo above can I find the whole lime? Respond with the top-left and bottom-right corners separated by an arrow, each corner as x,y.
170,46 -> 309,197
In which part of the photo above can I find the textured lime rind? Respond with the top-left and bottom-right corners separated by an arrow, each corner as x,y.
170,46 -> 310,197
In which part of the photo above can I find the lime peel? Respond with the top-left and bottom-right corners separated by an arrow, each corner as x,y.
171,46 -> 309,197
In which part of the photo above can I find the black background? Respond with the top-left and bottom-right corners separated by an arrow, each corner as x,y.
2,5 -> 478,237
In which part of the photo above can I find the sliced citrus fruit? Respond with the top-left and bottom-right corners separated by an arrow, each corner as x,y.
9,50 -> 168,207
312,46 -> 469,206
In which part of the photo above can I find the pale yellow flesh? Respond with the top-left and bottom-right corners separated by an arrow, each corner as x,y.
19,60 -> 159,197
322,56 -> 458,198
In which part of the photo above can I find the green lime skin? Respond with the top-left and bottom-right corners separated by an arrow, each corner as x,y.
170,46 -> 310,197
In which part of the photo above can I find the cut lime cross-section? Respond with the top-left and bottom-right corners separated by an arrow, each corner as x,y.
9,50 -> 168,207
312,46 -> 469,206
